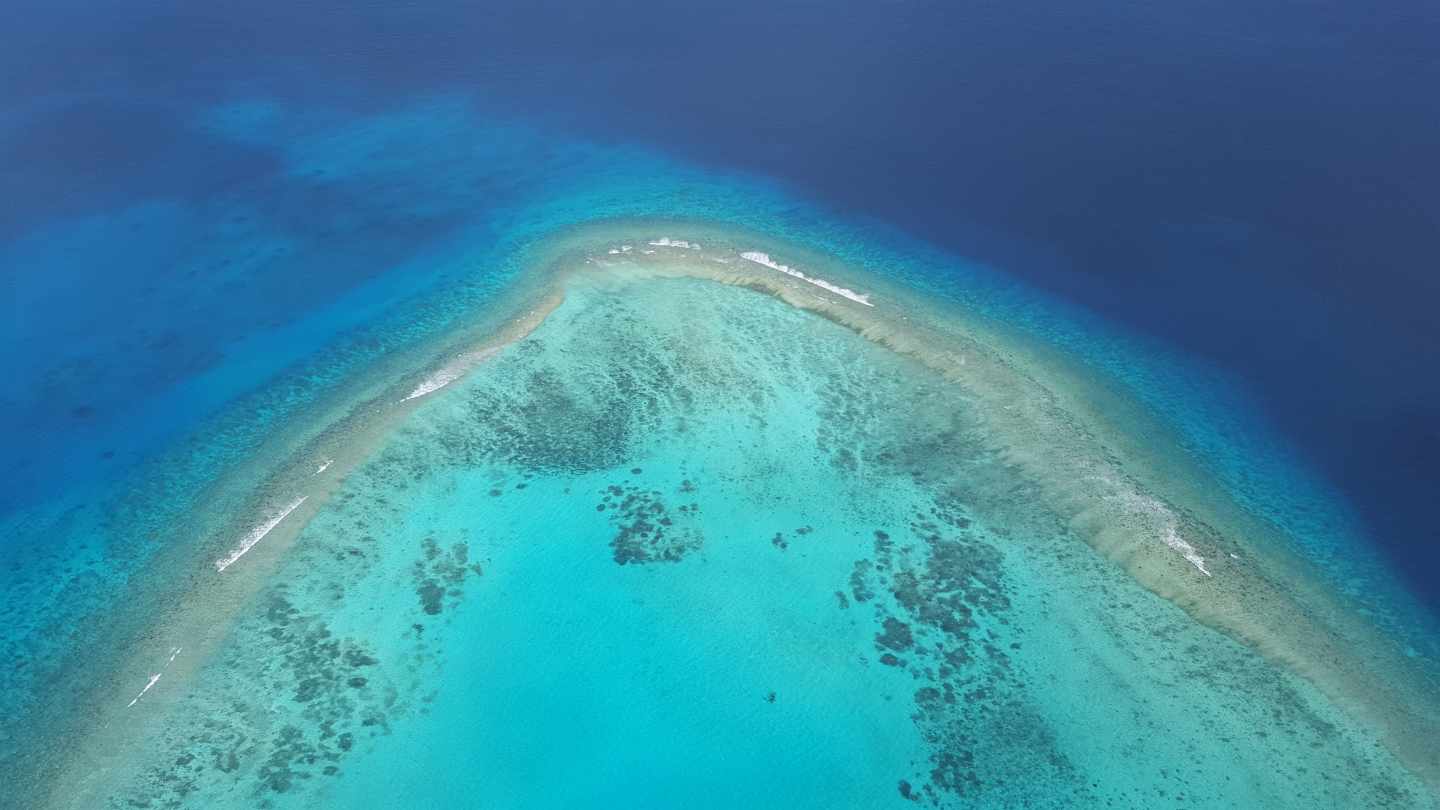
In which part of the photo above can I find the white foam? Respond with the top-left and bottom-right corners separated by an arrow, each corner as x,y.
648,237 -> 701,250
126,647 -> 182,708
739,251 -> 875,307
400,347 -> 500,403
215,497 -> 308,572
1104,484 -> 1212,577
126,673 -> 161,709
402,370 -> 461,401
1162,526 -> 1212,577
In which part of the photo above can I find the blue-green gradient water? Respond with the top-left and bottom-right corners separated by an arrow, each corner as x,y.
4,22 -> 1440,810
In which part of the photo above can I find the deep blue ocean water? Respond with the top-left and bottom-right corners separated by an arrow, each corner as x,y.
5,0 -> 1437,607
3,2 -> 1439,807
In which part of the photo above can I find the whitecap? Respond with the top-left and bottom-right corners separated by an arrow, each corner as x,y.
1104,484 -> 1213,577
647,237 -> 701,250
739,251 -> 874,307
126,647 -> 182,708
215,496 -> 308,572
400,347 -> 500,403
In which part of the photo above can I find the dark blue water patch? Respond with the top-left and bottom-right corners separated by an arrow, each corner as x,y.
0,97 -> 282,241
0,178 -> 477,517
3,0 -> 1438,609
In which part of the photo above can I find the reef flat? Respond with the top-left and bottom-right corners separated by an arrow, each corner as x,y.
9,219 -> 1436,809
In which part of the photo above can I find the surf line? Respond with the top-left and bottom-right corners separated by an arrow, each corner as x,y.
214,496 -> 308,573
126,646 -> 183,708
648,237 -> 701,250
400,346 -> 501,403
739,251 -> 875,307
1100,482 -> 1214,578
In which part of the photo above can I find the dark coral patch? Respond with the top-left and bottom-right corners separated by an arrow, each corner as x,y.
849,560 -> 875,603
839,505 -> 1074,805
412,538 -> 483,617
600,480 -> 701,565
876,617 -> 914,652
417,581 -> 444,615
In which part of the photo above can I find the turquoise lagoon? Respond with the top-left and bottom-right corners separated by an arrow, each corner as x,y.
3,98 -> 1438,809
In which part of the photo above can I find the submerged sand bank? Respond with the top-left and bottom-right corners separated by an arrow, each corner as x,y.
20,218 -> 1440,807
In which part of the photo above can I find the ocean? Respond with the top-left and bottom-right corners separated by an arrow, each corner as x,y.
2,2 -> 1438,808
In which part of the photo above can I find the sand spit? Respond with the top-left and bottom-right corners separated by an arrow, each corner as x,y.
24,219 -> 1440,806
